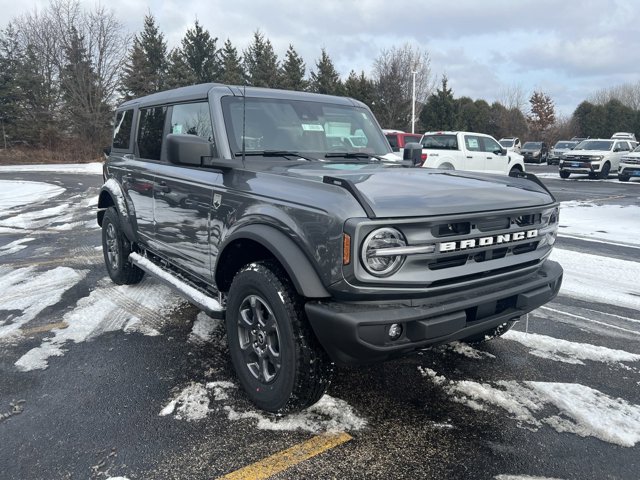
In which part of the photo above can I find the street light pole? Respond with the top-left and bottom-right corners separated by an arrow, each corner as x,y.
411,71 -> 417,134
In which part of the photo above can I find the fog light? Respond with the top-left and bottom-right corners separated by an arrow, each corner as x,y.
388,323 -> 403,340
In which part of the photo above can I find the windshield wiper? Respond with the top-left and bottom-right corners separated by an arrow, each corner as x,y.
324,152 -> 386,162
235,150 -> 316,161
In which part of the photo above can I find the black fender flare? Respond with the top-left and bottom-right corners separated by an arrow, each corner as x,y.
216,224 -> 331,299
97,181 -> 137,242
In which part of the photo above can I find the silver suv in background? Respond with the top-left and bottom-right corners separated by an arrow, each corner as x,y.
560,138 -> 633,179
548,140 -> 579,165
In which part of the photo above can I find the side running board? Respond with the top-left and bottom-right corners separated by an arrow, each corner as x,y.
129,252 -> 225,319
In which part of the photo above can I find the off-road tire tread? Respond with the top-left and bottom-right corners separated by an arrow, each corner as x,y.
228,260 -> 333,413
103,207 -> 145,285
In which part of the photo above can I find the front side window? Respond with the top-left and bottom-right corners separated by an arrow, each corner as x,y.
171,102 -> 214,142
221,96 -> 389,156
113,109 -> 133,149
482,136 -> 502,153
137,106 -> 167,160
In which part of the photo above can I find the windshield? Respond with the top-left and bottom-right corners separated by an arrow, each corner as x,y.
575,140 -> 613,151
523,142 -> 542,149
499,140 -> 514,147
221,96 -> 390,157
554,141 -> 577,149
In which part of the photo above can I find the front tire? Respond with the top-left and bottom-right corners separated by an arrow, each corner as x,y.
102,207 -> 144,285
225,261 -> 333,413
619,174 -> 630,182
559,170 -> 570,179
598,162 -> 611,179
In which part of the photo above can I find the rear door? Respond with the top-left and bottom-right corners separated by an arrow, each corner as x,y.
462,134 -> 485,171
152,101 -> 221,283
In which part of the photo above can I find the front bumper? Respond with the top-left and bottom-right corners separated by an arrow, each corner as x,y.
559,160 -> 602,174
305,260 -> 562,365
619,165 -> 640,177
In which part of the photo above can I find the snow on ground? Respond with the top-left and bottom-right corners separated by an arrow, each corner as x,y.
0,204 -> 71,229
503,331 -> 640,366
436,341 -> 496,359
557,201 -> 640,247
14,278 -> 183,371
420,368 -> 640,447
0,238 -> 34,257
0,266 -> 87,338
188,312 -> 222,344
0,162 -> 103,175
0,179 -> 65,210
159,380 -> 367,433
550,248 -> 640,311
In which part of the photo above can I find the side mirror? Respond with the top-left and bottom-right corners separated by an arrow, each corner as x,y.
403,142 -> 423,166
497,147 -> 507,156
103,146 -> 111,158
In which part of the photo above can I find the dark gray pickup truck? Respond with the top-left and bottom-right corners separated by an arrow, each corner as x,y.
98,83 -> 563,413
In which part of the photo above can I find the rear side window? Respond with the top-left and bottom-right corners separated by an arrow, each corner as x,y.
113,109 -> 133,149
422,134 -> 458,150
137,106 -> 168,160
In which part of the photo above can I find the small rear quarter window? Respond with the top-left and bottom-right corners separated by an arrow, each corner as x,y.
113,109 -> 133,149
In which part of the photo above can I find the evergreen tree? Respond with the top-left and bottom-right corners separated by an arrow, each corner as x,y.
243,30 -> 279,87
344,70 -> 376,108
419,75 -> 455,131
309,49 -> 343,95
164,48 -> 197,89
0,25 -> 21,147
120,14 -> 167,99
219,39 -> 244,85
278,44 -> 306,91
181,20 -> 220,83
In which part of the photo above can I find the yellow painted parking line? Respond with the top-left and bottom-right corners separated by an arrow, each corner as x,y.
218,432 -> 353,480
20,322 -> 68,335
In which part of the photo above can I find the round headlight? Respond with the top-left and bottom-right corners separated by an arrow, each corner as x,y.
361,227 -> 406,277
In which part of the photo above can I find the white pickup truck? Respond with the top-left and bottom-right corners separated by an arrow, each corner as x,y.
419,131 -> 525,175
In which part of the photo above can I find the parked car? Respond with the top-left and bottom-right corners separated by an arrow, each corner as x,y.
98,84 -> 562,413
547,140 -> 579,165
618,144 -> 640,181
384,130 -> 422,155
499,137 -> 522,153
418,131 -> 525,175
521,141 -> 548,163
611,132 -> 637,141
559,138 -> 633,179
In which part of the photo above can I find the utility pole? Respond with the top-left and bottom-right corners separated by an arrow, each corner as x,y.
411,71 -> 416,134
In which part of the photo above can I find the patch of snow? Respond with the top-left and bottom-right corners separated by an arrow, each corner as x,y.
440,341 -> 496,359
123,317 -> 161,336
188,312 -> 222,344
224,395 -> 367,433
206,381 -> 236,401
0,266 -> 86,338
503,331 -> 640,366
103,178 -> 128,217
159,383 -> 210,421
422,368 -> 640,447
495,476 -> 564,480
14,278 -> 181,370
0,180 -> 65,210
550,248 -> 640,311
0,163 -> 103,175
558,201 -> 640,248
130,253 -> 223,312
0,204 -> 70,229
0,238 -> 34,257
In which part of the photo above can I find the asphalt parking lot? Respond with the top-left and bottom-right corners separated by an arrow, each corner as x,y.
1,163 -> 639,480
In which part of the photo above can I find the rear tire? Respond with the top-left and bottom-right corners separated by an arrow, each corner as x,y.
225,260 -> 333,413
102,207 -> 144,285
559,170 -> 570,179
460,320 -> 516,344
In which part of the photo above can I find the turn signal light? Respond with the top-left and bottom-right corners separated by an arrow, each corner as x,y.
343,233 -> 351,265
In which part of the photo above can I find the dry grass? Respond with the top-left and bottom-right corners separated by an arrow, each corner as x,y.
0,145 -> 103,166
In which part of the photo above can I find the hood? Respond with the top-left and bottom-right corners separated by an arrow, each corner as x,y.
565,149 -> 609,156
270,162 -> 554,218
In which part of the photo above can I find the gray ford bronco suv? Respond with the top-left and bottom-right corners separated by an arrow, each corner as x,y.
98,83 -> 563,413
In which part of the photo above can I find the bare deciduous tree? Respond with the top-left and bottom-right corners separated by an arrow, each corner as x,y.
371,43 -> 434,131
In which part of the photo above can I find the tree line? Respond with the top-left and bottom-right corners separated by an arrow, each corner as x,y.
1,0 -> 639,159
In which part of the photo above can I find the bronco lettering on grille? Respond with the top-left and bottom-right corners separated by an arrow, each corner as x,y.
439,229 -> 538,252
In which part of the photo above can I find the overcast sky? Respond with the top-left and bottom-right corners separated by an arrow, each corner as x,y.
1,0 -> 636,116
